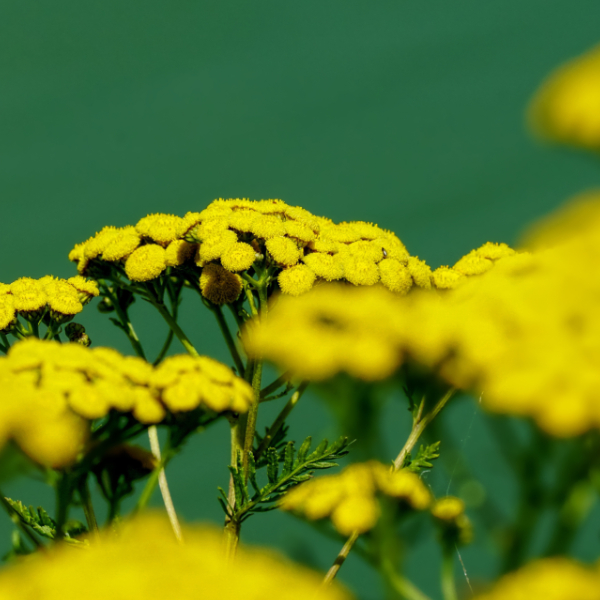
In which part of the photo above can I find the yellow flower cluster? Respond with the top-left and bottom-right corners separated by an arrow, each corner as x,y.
390,194 -> 600,436
431,496 -> 472,544
475,558 -> 600,600
279,462 -> 431,535
69,198 -> 443,296
0,514 -> 351,600
0,275 -> 98,330
0,339 -> 252,447
529,43 -> 600,149
244,284 -> 406,381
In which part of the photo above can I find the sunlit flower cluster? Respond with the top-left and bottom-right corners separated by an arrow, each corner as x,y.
279,461 -> 431,535
0,514 -> 351,600
0,275 -> 98,330
0,339 -> 252,452
68,198 -> 451,297
529,43 -> 600,149
475,557 -> 600,600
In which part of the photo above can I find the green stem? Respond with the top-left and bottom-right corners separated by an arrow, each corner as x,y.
255,382 -> 309,460
260,371 -> 291,399
212,304 -> 245,375
147,426 -> 182,542
224,417 -> 246,558
393,388 -> 456,470
381,557 -> 433,600
323,531 -> 360,585
153,329 -> 174,365
55,473 -> 72,539
78,478 -> 99,534
242,359 -> 263,476
149,297 -> 200,357
441,548 -> 458,600
135,465 -> 162,512
0,491 -> 43,549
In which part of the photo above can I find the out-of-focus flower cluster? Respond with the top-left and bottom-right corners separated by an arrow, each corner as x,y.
0,339 -> 253,466
244,242 -> 518,382
69,199 -> 512,301
279,461 -> 431,535
246,194 -> 600,437
0,514 -> 352,600
529,43 -> 600,150
0,276 -> 98,331
475,557 -> 600,600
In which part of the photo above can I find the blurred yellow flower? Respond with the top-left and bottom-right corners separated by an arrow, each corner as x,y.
199,263 -> 243,305
529,43 -> 600,149
280,462 -> 431,535
0,514 -> 352,600
475,558 -> 600,600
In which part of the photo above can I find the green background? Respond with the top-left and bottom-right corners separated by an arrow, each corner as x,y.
1,2 -> 600,598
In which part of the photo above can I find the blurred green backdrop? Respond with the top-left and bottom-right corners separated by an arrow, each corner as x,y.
1,1 -> 600,598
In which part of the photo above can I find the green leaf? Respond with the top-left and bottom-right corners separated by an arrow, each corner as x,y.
283,442 -> 294,475
405,441 -> 441,473
308,439 -> 328,461
266,448 -> 279,484
296,436 -> 312,464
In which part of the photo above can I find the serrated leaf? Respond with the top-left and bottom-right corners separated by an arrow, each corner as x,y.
266,449 -> 279,484
310,461 -> 339,469
291,473 -> 313,483
296,437 -> 312,464
248,452 -> 260,494
308,439 -> 328,461
283,442 -> 294,475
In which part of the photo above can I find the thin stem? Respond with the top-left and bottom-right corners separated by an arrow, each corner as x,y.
242,359 -> 263,476
135,466 -> 162,512
255,382 -> 309,460
149,298 -> 200,358
323,531 -> 360,585
153,330 -> 174,365
394,388 -> 456,471
244,285 -> 258,317
212,304 -> 245,375
0,491 -> 43,549
441,549 -> 458,600
381,557 -> 433,600
148,426 -> 183,542
260,371 -> 292,399
55,473 -> 71,539
78,478 -> 99,535
325,387 -> 456,585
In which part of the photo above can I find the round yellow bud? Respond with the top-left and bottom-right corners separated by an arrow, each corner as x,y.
378,258 -> 413,294
278,265 -> 316,296
220,242 -> 256,272
343,256 -> 380,286
432,266 -> 466,290
407,256 -> 432,289
266,237 -> 301,266
101,226 -> 141,261
303,253 -> 344,281
124,245 -> 167,282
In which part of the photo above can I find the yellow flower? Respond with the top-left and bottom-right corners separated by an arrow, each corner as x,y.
453,250 -> 493,276
136,213 -> 184,246
101,225 -> 141,261
431,496 -> 465,520
196,230 -> 238,264
151,354 -> 252,413
42,277 -> 83,316
280,461 -> 431,535
66,276 -> 100,304
475,558 -> 600,600
431,266 -> 465,290
284,219 -> 317,242
0,514 -> 351,600
9,277 -> 48,312
266,236 -> 301,266
342,256 -> 380,286
302,253 -> 344,281
529,43 -> 600,149
406,256 -> 432,289
81,226 -> 120,261
165,239 -> 196,267
378,258 -> 413,294
124,244 -> 167,282
220,242 -> 257,272
277,265 -> 316,296
199,263 -> 243,305
244,284 -> 403,381
0,294 -> 16,331
251,214 -> 286,239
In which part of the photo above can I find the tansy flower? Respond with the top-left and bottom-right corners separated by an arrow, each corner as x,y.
67,276 -> 100,304
302,253 -> 345,281
266,236 -> 301,266
124,244 -> 167,282
9,277 -> 47,312
474,558 -> 600,600
244,284 -> 403,381
0,514 -> 351,600
199,263 -> 243,306
277,265 -> 316,296
529,43 -> 600,150
220,242 -> 257,272
136,213 -> 184,246
100,225 -> 141,261
0,294 -> 16,331
280,461 -> 431,535
165,239 -> 196,267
